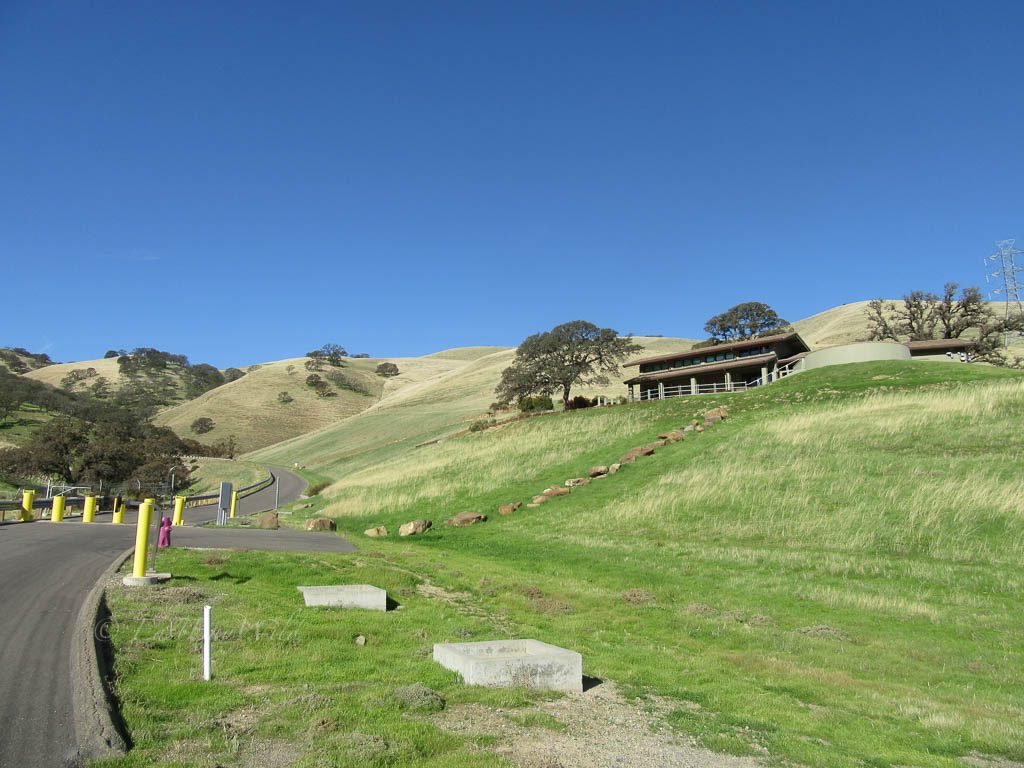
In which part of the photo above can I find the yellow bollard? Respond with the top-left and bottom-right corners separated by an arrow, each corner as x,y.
83,495 -> 97,523
51,495 -> 65,523
132,501 -> 153,578
20,489 -> 35,522
111,497 -> 124,525
229,490 -> 238,519
172,496 -> 185,526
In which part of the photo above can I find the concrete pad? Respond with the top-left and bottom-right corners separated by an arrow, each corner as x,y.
122,572 -> 172,587
297,584 -> 387,610
433,639 -> 582,692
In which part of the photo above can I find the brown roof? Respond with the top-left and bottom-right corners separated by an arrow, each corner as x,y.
623,332 -> 809,368
906,338 -> 977,351
624,353 -> 777,385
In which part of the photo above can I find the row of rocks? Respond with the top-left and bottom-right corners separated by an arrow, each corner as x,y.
359,405 -> 729,538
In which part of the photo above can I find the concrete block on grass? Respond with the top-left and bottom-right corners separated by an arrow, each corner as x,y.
298,584 -> 387,611
433,639 -> 582,692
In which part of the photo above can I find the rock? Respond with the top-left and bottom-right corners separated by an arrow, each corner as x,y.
695,425 -> 704,433
646,440 -> 667,450
588,465 -> 609,478
447,511 -> 487,527
565,477 -> 590,487
638,445 -> 656,457
531,495 -> 549,504
662,430 -> 685,443
608,463 -> 620,474
354,634 -> 366,646
682,424 -> 695,432
399,519 -> 432,537
498,502 -> 522,516
305,518 -> 336,532
704,413 -> 722,425
394,683 -> 446,712
256,512 -> 279,529
543,487 -> 571,497
690,419 -> 700,427
706,406 -> 729,420
364,526 -> 388,537
526,503 -> 541,508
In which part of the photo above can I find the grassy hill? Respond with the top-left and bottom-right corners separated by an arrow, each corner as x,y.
246,337 -> 697,479
106,360 -> 1024,767
0,347 -> 53,374
154,357 -> 385,454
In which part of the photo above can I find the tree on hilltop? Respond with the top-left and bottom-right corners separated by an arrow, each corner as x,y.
495,321 -> 641,408
701,302 -> 790,344
307,343 -> 347,367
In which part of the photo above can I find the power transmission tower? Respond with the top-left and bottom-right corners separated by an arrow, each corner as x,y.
985,239 -> 1024,345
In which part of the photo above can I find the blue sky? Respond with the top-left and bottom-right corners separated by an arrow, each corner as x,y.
2,1 -> 1021,366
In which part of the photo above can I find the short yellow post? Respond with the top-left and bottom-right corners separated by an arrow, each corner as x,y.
229,490 -> 238,519
132,501 -> 153,578
172,496 -> 186,526
20,490 -> 35,522
111,497 -> 124,525
83,495 -> 97,523
51,495 -> 65,523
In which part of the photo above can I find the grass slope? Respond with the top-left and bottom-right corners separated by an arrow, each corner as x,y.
155,358 -> 385,454
246,337 -> 696,479
107,361 -> 1024,767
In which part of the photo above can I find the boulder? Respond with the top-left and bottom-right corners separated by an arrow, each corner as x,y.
646,440 -> 667,450
695,425 -> 704,433
305,518 -> 336,532
256,512 -> 279,530
682,424 -> 695,433
399,519 -> 432,537
543,487 -> 571,497
704,413 -> 722,425
705,406 -> 729,420
364,526 -> 388,537
662,430 -> 685,443
447,511 -> 487,527
588,465 -> 609,478
608,463 -> 620,474
565,477 -> 590,488
531,495 -> 549,504
499,502 -> 522,516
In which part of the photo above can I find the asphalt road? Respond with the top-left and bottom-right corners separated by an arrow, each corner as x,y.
0,467 -> 354,768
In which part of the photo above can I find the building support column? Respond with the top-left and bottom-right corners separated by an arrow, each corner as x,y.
725,372 -> 732,392
761,366 -> 769,386
690,377 -> 697,395
658,382 -> 665,400
628,384 -> 634,403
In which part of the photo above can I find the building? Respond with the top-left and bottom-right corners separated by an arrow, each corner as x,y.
624,334 -> 981,402
623,332 -> 811,402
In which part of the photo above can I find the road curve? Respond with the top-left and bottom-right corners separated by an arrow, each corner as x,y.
0,466 -> 349,768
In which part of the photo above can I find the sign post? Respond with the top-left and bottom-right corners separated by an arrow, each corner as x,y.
217,482 -> 232,526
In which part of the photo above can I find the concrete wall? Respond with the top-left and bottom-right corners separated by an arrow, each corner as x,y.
801,341 -> 910,370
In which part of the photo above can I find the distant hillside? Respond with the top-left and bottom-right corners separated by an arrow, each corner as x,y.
154,357 -> 386,454
0,347 -> 54,374
247,336 -> 696,479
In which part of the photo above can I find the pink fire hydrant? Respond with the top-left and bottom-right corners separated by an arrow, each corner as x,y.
157,515 -> 172,549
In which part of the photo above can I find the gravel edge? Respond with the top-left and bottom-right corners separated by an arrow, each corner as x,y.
70,547 -> 134,763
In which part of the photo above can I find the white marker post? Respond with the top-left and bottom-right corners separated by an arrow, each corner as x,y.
203,605 -> 212,681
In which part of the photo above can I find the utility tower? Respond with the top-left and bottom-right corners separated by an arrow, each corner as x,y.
985,239 -> 1024,345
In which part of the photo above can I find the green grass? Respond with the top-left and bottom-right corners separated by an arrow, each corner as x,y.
105,361 -> 1024,767
185,459 -> 269,496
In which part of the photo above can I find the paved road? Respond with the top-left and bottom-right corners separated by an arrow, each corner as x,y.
0,467 -> 354,768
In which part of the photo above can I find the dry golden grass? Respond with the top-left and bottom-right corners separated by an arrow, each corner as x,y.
23,356 -> 124,389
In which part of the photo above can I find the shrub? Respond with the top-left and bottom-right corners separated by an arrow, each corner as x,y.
518,394 -> 554,412
190,417 -> 215,434
277,391 -> 293,404
325,370 -> 372,395
469,418 -> 496,432
375,362 -> 400,377
566,395 -> 595,410
306,481 -> 329,496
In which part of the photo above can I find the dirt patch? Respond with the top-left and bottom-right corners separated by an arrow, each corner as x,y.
434,681 -> 763,768
962,754 -> 1024,768
793,624 -> 850,642
621,589 -> 654,605
203,555 -> 228,566
238,739 -> 301,768
685,603 -> 717,616
149,586 -> 211,604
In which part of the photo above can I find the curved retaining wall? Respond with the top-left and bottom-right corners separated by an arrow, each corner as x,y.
802,341 -> 910,370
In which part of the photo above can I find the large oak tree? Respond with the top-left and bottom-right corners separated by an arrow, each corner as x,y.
495,321 -> 641,408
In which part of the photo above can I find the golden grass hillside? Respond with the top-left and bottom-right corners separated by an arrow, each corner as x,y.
23,356 -> 124,390
246,337 -> 697,477
155,357 -> 385,453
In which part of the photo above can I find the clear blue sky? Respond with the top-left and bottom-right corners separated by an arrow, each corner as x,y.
2,1 -> 1021,366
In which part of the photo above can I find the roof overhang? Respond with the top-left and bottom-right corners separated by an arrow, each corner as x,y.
624,352 -> 778,385
623,332 -> 809,368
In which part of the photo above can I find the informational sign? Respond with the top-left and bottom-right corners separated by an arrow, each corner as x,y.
217,482 -> 233,525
